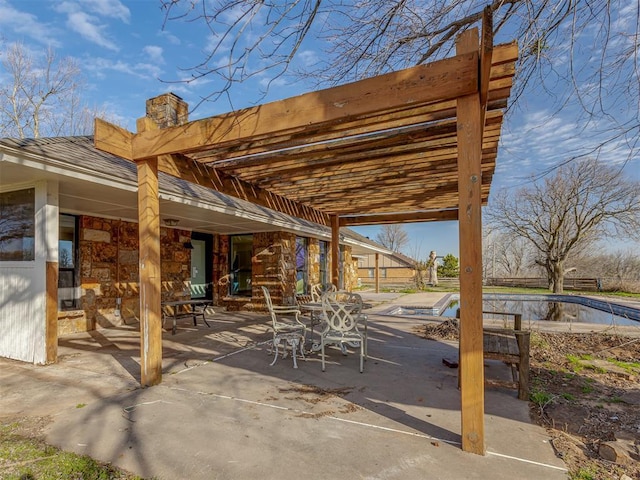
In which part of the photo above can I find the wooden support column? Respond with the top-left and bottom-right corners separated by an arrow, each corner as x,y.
45,261 -> 58,363
330,215 -> 340,288
44,182 -> 59,364
457,27 -> 485,455
375,253 -> 380,293
137,157 -> 162,386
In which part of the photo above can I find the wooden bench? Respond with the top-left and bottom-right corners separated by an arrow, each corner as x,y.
483,326 -> 530,400
457,310 -> 530,400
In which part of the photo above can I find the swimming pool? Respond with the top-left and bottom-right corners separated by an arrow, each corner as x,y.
386,294 -> 640,326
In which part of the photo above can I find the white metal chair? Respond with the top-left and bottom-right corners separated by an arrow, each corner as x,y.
304,283 -> 337,338
320,291 -> 368,373
310,283 -> 337,302
262,286 -> 306,368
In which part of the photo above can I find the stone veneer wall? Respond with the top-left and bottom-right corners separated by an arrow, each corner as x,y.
253,231 -> 297,308
308,238 -> 320,286
57,216 -> 192,335
212,234 -> 229,303
343,246 -> 358,291
58,219 -> 361,331
216,232 -> 298,311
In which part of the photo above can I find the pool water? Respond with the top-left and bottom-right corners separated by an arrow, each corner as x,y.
392,294 -> 640,326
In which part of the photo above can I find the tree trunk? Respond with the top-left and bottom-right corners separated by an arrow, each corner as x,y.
551,261 -> 564,293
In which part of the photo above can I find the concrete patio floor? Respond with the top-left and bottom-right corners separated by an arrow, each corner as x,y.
0,292 -> 570,479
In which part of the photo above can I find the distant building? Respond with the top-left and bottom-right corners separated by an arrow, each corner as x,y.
357,251 -> 417,287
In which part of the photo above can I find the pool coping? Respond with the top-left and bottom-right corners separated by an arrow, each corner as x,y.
378,293 -> 640,323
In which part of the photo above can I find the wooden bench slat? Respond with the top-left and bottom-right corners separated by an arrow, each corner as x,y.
456,310 -> 531,400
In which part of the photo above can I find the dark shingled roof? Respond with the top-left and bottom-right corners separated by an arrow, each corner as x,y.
0,135 -> 389,252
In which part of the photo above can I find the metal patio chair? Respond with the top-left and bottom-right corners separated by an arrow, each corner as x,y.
320,291 -> 368,373
304,283 -> 337,338
262,286 -> 306,368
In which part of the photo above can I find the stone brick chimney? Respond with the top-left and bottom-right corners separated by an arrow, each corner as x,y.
145,93 -> 188,128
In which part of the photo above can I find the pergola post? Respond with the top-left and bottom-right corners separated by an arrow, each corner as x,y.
330,214 -> 340,288
136,157 -> 163,386
375,253 -> 380,293
456,28 -> 486,455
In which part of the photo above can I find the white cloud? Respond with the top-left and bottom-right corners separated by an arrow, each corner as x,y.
259,76 -> 288,89
219,4 -> 254,24
54,1 -> 127,51
496,104 -> 639,191
158,30 -> 181,46
65,10 -> 119,51
174,72 -> 213,88
85,57 -> 163,80
79,0 -> 130,23
0,0 -> 61,46
297,49 -> 318,67
143,45 -> 164,64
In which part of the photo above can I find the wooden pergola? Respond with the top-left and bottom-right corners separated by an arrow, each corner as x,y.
94,18 -> 518,455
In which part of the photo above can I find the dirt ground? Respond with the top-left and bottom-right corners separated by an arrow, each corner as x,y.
416,320 -> 640,480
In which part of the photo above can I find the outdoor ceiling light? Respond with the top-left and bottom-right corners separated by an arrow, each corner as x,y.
164,218 -> 179,226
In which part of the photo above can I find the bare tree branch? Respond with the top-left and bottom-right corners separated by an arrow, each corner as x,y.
486,158 -> 640,292
0,42 -> 104,138
162,1 -> 640,165
375,224 -> 409,253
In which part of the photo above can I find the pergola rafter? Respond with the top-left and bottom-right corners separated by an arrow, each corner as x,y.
94,12 -> 518,456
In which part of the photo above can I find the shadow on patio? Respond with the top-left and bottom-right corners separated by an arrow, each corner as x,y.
36,308 -> 568,479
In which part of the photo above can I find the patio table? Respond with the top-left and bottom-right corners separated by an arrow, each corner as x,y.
162,299 -> 213,335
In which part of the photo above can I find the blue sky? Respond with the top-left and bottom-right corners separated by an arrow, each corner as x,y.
1,0 -> 638,260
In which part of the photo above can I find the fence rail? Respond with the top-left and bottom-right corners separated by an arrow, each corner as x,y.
485,277 -> 599,291
359,275 -> 639,293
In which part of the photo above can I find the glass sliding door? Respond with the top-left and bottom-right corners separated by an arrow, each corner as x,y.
58,214 -> 79,310
319,240 -> 328,286
230,234 -> 253,296
296,237 -> 308,294
190,239 -> 206,298
190,232 -> 213,299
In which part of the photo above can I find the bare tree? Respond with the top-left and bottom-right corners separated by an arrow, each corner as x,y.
161,0 -> 640,162
571,250 -> 640,291
0,42 -> 98,138
483,230 -> 532,278
375,224 -> 409,253
486,158 -> 640,293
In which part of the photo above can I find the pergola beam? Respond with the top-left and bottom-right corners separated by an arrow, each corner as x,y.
339,209 -> 458,226
129,53 -> 479,160
157,154 -> 330,225
95,119 -> 134,160
94,119 -> 330,226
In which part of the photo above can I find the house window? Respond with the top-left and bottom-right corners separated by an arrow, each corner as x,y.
296,237 -> 308,294
0,188 -> 35,261
381,268 -> 387,279
319,240 -> 328,286
58,214 -> 80,310
368,268 -> 374,279
230,234 -> 253,296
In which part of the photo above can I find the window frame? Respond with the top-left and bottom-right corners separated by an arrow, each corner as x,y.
0,187 -> 35,262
